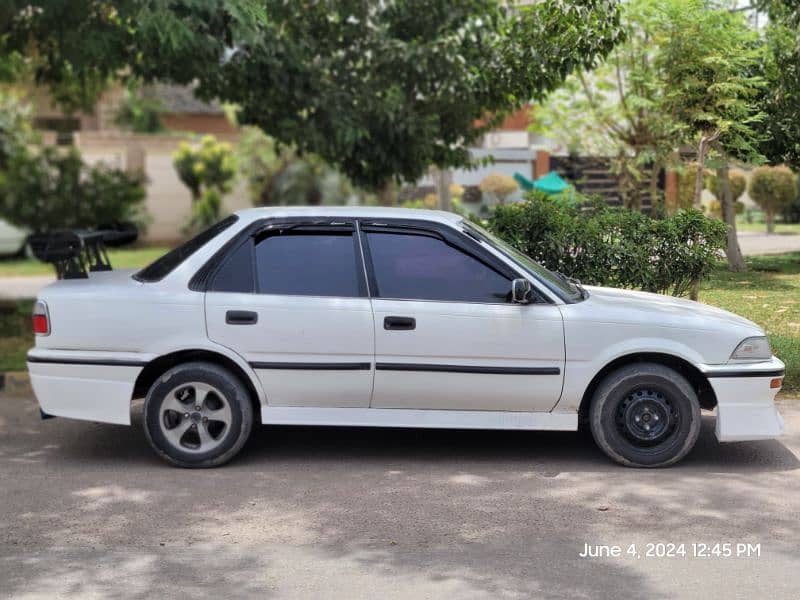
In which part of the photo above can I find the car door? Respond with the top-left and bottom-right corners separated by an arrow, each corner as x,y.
362,221 -> 565,412
205,220 -> 375,407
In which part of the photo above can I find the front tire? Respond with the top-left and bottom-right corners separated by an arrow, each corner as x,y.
143,362 -> 254,468
589,363 -> 701,467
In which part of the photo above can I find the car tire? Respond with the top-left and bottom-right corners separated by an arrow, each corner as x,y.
143,361 -> 254,468
589,363 -> 701,468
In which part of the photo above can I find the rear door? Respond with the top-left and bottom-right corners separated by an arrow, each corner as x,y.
362,221 -> 565,412
205,220 -> 375,407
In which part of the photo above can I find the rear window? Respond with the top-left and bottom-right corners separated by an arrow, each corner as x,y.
133,215 -> 239,283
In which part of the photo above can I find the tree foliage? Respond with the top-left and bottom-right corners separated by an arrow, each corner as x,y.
755,0 -> 800,168
532,0 -> 683,210
1,1 -> 623,191
173,135 -> 236,232
749,164 -> 798,232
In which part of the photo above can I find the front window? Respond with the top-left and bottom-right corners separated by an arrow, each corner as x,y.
462,221 -> 584,302
365,231 -> 511,303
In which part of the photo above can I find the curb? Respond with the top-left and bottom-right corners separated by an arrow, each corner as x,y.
0,371 -> 31,396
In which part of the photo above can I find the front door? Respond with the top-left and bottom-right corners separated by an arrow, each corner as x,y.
206,221 -> 374,407
362,224 -> 564,412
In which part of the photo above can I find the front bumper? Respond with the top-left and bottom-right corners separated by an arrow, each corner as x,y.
701,356 -> 785,442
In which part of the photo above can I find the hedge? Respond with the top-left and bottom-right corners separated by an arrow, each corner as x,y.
489,192 -> 728,298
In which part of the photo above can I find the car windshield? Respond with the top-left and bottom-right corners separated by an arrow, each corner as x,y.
462,220 -> 584,302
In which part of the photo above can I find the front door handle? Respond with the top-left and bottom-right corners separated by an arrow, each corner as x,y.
384,316 -> 416,331
226,310 -> 258,325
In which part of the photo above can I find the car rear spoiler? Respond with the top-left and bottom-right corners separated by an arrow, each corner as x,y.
28,230 -> 115,280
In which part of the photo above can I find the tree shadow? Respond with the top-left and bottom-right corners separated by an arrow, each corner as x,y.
2,399 -> 799,598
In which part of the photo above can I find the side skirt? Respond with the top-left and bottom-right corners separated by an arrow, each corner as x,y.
259,406 -> 578,431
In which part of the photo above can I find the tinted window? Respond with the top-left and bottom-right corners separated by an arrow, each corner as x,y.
135,215 -> 238,282
210,240 -> 255,293
366,232 -> 511,302
255,231 -> 362,297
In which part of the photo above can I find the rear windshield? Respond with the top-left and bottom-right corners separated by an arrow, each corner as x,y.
133,215 -> 239,283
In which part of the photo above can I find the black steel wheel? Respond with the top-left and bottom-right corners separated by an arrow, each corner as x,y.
589,363 -> 701,467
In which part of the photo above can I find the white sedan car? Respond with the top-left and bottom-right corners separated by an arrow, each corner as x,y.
27,207 -> 785,468
0,218 -> 28,257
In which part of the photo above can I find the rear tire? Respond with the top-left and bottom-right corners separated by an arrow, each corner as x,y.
589,363 -> 701,467
143,361 -> 254,468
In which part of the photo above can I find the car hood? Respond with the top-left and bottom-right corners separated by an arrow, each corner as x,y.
577,285 -> 762,333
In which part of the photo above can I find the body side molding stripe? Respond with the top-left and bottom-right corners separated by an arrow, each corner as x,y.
705,368 -> 785,378
250,362 -> 372,371
375,363 -> 560,375
27,356 -> 147,368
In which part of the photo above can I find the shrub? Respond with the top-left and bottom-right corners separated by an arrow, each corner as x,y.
676,162 -> 710,210
749,165 -> 797,233
479,173 -> 518,204
173,135 -> 236,232
706,198 -> 744,219
707,169 -> 747,202
0,145 -> 146,233
488,191 -> 727,298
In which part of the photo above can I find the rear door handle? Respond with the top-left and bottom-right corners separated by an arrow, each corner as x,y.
384,316 -> 416,331
226,310 -> 258,325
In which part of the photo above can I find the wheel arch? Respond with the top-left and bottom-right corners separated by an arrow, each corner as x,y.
132,349 -> 263,422
578,352 -> 717,423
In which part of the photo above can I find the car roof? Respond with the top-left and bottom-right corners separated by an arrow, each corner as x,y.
234,206 -> 463,225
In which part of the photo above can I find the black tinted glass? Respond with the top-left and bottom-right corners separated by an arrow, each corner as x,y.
211,240 -> 255,293
255,232 -> 361,297
366,232 -> 511,302
135,215 -> 238,282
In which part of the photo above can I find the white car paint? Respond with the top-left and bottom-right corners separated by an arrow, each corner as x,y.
0,219 -> 27,257
26,206 -> 784,445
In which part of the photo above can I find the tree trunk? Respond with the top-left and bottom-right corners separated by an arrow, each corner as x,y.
717,162 -> 747,272
693,136 -> 708,209
766,211 -> 775,234
649,163 -> 662,215
378,181 -> 396,206
436,168 -> 452,212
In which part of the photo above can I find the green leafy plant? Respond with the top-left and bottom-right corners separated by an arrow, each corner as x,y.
749,165 -> 798,233
114,86 -> 165,133
0,145 -> 146,233
173,135 -> 236,232
489,191 -> 727,299
708,169 -> 747,203
479,174 -> 519,205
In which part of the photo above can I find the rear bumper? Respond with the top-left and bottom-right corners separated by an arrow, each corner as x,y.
702,357 -> 785,442
27,350 -> 146,425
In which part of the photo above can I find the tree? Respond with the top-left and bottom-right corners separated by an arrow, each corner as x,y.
656,0 -> 765,272
479,173 -> 518,205
754,1 -> 800,169
1,1 -> 624,197
749,165 -> 798,233
532,0 -> 683,211
173,136 -> 236,232
237,127 -> 353,207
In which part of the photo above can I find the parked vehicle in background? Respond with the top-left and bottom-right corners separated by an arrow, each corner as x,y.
26,207 -> 785,468
0,219 -> 29,257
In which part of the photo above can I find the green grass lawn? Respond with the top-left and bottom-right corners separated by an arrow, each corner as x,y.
1,250 -> 799,396
734,221 -> 800,234
0,246 -> 169,277
700,252 -> 800,395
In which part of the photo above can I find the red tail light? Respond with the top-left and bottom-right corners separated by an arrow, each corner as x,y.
32,301 -> 50,336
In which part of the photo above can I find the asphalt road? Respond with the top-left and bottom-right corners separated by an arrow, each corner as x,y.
1,393 -> 799,599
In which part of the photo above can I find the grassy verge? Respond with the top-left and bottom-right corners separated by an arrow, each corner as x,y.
734,221 -> 800,234
0,299 -> 33,372
0,246 -> 169,277
700,252 -> 800,394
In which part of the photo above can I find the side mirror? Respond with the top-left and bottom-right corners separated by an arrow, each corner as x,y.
512,278 -> 533,304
